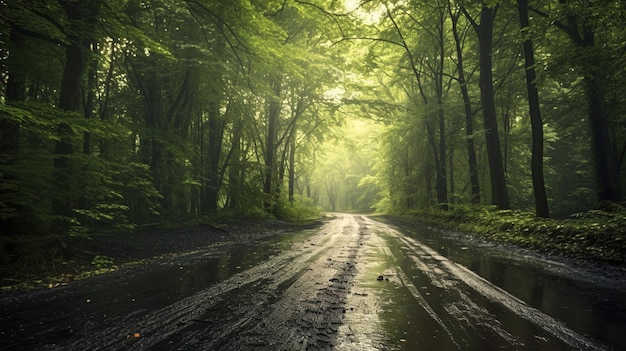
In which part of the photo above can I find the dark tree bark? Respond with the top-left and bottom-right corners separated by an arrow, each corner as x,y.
518,0 -> 550,218
82,42 -> 98,155
99,40 -> 117,157
205,92 -> 224,214
584,67 -> 617,203
530,1 -> 620,204
449,6 -> 480,204
52,0 -> 98,233
435,10 -> 448,208
449,145 -> 455,203
571,5 -> 619,204
288,134 -> 296,202
464,5 -> 510,209
0,30 -> 26,235
194,65 -> 225,214
227,118 -> 243,210
264,75 -> 282,212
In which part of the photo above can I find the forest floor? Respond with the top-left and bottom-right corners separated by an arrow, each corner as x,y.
0,218 -> 324,292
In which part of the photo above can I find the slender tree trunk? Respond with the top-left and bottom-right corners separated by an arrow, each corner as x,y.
228,118 -> 243,210
449,145 -> 455,204
425,123 -> 444,203
264,75 -> 282,211
518,0 -> 550,217
436,16 -> 448,208
1,30 -> 26,236
144,76 -> 164,207
82,42 -> 98,155
578,23 -> 618,203
98,40 -> 117,157
288,135 -> 296,202
205,77 -> 224,214
584,69 -> 618,203
435,10 -> 448,210
471,6 -> 510,209
450,5 -> 480,204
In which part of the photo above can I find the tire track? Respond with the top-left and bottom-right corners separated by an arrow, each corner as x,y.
371,220 -> 604,350
60,214 -> 365,350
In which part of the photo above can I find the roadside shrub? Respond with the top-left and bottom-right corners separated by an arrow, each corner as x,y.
394,204 -> 626,264
273,195 -> 320,221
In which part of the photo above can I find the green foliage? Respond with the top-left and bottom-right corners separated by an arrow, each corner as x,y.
90,255 -> 117,275
273,195 -> 321,222
398,204 -> 626,263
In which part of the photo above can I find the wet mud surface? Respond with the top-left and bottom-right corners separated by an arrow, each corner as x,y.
1,214 -> 625,350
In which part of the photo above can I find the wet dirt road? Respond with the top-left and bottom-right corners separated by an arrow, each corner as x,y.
1,213 -> 624,350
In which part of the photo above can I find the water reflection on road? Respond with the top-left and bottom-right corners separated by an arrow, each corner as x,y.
119,229 -> 314,312
407,221 -> 626,350
338,216 -> 625,350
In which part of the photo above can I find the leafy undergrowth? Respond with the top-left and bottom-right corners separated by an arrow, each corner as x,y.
396,204 -> 626,264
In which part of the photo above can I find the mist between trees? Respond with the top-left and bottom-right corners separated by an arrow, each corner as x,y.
1,0 -> 625,260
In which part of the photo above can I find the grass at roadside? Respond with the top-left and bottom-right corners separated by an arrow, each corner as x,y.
392,205 -> 626,264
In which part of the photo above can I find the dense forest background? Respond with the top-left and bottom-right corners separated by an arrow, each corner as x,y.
1,0 -> 625,263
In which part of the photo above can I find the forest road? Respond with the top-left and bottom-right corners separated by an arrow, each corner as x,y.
1,213 -> 624,350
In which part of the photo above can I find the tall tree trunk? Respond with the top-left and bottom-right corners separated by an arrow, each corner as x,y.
205,98 -> 223,213
450,5 -> 480,204
264,75 -> 282,211
436,14 -> 448,208
76,41 -> 99,210
449,145 -> 455,204
584,68 -> 618,203
518,0 -> 550,218
228,118 -> 243,210
567,1 -> 619,204
52,0 -> 97,233
577,18 -> 618,203
99,40 -> 116,158
426,123 -> 446,206
288,134 -> 296,202
466,6 -> 510,209
1,30 -> 26,236
143,76 -> 164,210
82,42 -> 98,155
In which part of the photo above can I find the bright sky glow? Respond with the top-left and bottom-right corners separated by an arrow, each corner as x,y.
343,0 -> 360,11
323,87 -> 346,103
344,0 -> 384,25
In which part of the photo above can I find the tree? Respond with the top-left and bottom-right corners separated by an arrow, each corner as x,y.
463,4 -> 511,210
449,2 -> 481,204
531,0 -> 622,204
517,0 -> 549,217
52,0 -> 100,233
372,0 -> 452,207
0,29 -> 26,235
